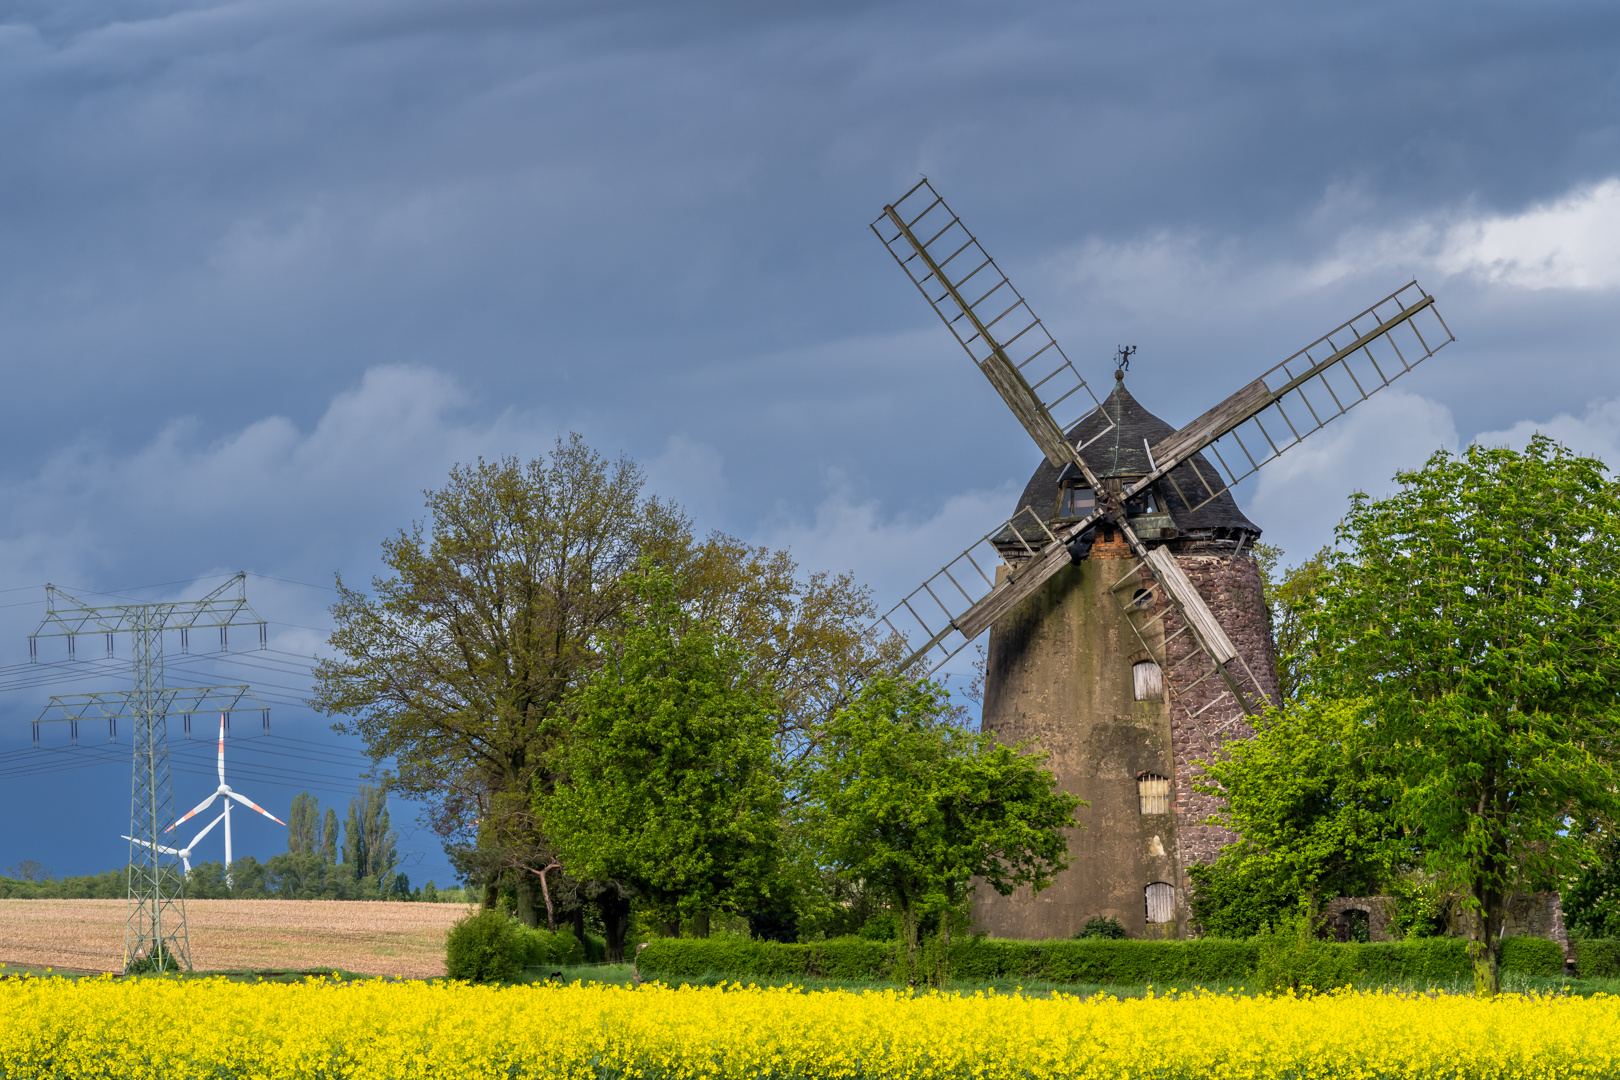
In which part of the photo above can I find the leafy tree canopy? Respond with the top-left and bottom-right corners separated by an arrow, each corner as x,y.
1303,436 -> 1620,995
1192,698 -> 1405,937
537,563 -> 784,944
806,675 -> 1080,962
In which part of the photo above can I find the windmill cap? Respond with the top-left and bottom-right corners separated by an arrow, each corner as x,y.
1013,380 -> 1262,536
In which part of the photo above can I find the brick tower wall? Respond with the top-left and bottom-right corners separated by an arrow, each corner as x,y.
1160,550 -> 1278,883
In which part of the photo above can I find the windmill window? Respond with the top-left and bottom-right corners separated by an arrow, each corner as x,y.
1131,588 -> 1153,609
1137,773 -> 1170,814
1057,485 -> 1095,519
1132,660 -> 1163,700
1145,882 -> 1175,924
1125,490 -> 1159,515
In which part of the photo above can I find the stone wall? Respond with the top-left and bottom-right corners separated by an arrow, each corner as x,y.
1160,551 -> 1278,877
1323,892 -> 1571,957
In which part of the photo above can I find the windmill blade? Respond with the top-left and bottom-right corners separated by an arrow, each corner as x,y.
217,714 -> 226,784
226,789 -> 285,827
873,179 -> 1113,473
877,504 -> 1105,672
1141,281 -> 1454,516
168,792 -> 218,833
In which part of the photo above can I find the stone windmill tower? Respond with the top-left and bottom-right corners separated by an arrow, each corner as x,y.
870,180 -> 1453,939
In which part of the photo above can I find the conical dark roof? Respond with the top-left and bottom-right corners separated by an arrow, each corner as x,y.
1012,373 -> 1261,537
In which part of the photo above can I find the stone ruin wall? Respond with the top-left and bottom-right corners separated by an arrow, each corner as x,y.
1159,550 -> 1279,880
1323,892 -> 1571,958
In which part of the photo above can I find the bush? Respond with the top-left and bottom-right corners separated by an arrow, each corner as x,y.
1498,935 -> 1565,976
638,932 -> 1568,987
1073,917 -> 1126,940
445,909 -> 524,983
1575,938 -> 1620,978
517,925 -> 587,968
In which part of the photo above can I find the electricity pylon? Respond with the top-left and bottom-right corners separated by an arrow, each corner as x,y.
29,573 -> 270,973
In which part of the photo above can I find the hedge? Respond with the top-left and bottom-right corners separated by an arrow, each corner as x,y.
1574,938 -> 1620,978
637,935 -> 1566,986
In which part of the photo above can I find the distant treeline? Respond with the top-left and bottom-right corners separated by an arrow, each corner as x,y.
2,785 -> 472,903
0,862 -> 470,903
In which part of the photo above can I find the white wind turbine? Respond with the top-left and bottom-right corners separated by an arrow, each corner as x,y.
125,810 -> 226,875
167,715 -> 285,885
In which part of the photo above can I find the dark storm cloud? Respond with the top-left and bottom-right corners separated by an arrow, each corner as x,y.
2,0 -> 1618,875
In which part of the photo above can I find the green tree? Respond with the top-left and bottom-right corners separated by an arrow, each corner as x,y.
320,807 -> 339,867
286,792 -> 321,856
1562,818 -> 1620,939
1304,437 -> 1620,995
310,436 -> 694,928
311,435 -> 888,935
1253,544 -> 1331,701
341,784 -> 397,882
538,564 -> 783,955
807,676 -> 1080,970
1190,698 -> 1405,937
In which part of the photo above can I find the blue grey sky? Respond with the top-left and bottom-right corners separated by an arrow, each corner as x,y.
2,0 -> 1619,884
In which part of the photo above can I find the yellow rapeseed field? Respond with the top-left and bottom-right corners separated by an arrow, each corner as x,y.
0,975 -> 1615,1078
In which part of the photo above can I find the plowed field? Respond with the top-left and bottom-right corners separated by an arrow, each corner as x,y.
0,899 -> 472,977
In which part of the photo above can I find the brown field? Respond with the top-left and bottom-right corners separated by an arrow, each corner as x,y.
0,899 -> 475,978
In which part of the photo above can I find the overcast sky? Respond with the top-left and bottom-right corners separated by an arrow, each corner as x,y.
2,0 -> 1618,883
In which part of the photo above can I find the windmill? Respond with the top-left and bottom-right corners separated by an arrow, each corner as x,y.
126,811 -> 226,876
870,179 -> 1452,938
167,716 -> 285,886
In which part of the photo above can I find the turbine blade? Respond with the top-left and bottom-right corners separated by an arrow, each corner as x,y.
186,810 -> 228,849
167,792 -> 218,832
217,714 -> 227,784
227,789 -> 286,826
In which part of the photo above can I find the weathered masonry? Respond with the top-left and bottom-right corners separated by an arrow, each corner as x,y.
973,374 -> 1279,940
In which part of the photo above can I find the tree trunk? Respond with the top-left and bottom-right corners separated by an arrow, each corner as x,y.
482,880 -> 499,911
658,917 -> 681,939
570,904 -> 586,946
597,889 -> 632,963
1469,881 -> 1504,998
514,872 -> 539,929
536,862 -> 560,932
692,911 -> 710,939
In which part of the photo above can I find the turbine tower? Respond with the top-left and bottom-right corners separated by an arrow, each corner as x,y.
170,716 -> 285,886
29,573 -> 270,972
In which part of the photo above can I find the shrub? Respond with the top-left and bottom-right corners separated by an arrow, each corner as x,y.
517,926 -> 587,968
1574,938 -> 1620,978
639,932 -> 1564,987
1073,917 -> 1126,940
445,909 -> 523,984
1498,935 -> 1565,976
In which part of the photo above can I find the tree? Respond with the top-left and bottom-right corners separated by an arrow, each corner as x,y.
321,807 -> 339,867
807,676 -> 1080,970
310,435 -> 694,927
1562,818 -> 1620,939
311,434 -> 890,935
287,792 -> 322,856
538,564 -> 784,955
1304,437 -> 1620,995
341,784 -> 397,882
1253,544 -> 1331,701
678,535 -> 902,776
1190,698 -> 1405,937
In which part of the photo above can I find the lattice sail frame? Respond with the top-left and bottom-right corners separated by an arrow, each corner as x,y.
868,184 -> 1454,681
873,178 -> 1115,468
1142,281 -> 1453,516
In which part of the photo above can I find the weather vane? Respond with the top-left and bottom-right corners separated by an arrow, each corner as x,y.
1115,345 -> 1136,372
